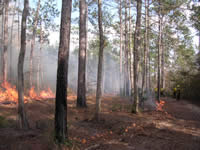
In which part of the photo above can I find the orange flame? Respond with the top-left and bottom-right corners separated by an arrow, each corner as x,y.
39,88 -> 54,99
1,82 -> 18,102
0,81 -> 55,104
29,87 -> 38,99
156,100 -> 165,111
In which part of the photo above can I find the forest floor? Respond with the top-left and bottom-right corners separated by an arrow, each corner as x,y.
0,94 -> 200,150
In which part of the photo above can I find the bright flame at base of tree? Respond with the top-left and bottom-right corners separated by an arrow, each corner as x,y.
0,82 -> 55,103
156,100 -> 165,111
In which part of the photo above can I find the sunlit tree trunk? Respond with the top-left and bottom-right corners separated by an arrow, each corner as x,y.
40,24 -> 44,89
132,0 -> 142,114
86,2 -> 88,94
119,0 -> 123,96
37,24 -> 43,92
157,1 -> 162,102
77,0 -> 87,107
142,0 -> 148,95
95,0 -> 104,121
124,0 -> 130,96
129,0 -> 134,96
2,0 -> 9,82
29,0 -> 40,88
147,0 -> 151,90
17,0 -> 29,129
55,0 -> 72,143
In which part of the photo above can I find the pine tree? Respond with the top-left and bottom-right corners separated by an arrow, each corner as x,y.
55,0 -> 72,143
77,0 -> 87,108
132,0 -> 142,114
17,0 -> 29,129
95,0 -> 104,121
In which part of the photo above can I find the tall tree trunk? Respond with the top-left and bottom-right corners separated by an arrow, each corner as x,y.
37,24 -> 43,92
157,1 -> 162,102
142,0 -> 148,95
77,0 -> 87,107
129,0 -> 134,96
124,0 -> 129,96
122,33 -> 125,96
55,0 -> 72,143
161,30 -> 165,89
17,0 -> 29,129
10,1 -> 17,82
29,0 -> 40,88
147,0 -> 151,90
2,0 -> 9,82
86,2 -> 88,94
132,0 -> 142,114
95,0 -> 104,121
39,24 -> 44,89
119,0 -> 123,96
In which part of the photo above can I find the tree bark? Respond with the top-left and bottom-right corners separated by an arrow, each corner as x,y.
147,0 -> 151,90
142,0 -> 148,95
29,0 -> 40,88
119,0 -> 123,96
132,0 -> 142,114
37,24 -> 43,92
17,0 -> 29,129
55,0 -> 72,143
95,0 -> 104,121
157,1 -> 162,102
129,0 -> 134,96
77,0 -> 87,107
2,0 -> 9,82
161,30 -> 165,89
124,0 -> 130,96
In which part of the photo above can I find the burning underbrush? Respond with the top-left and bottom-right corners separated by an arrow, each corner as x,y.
155,99 -> 174,119
156,100 -> 165,111
0,82 -> 55,104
